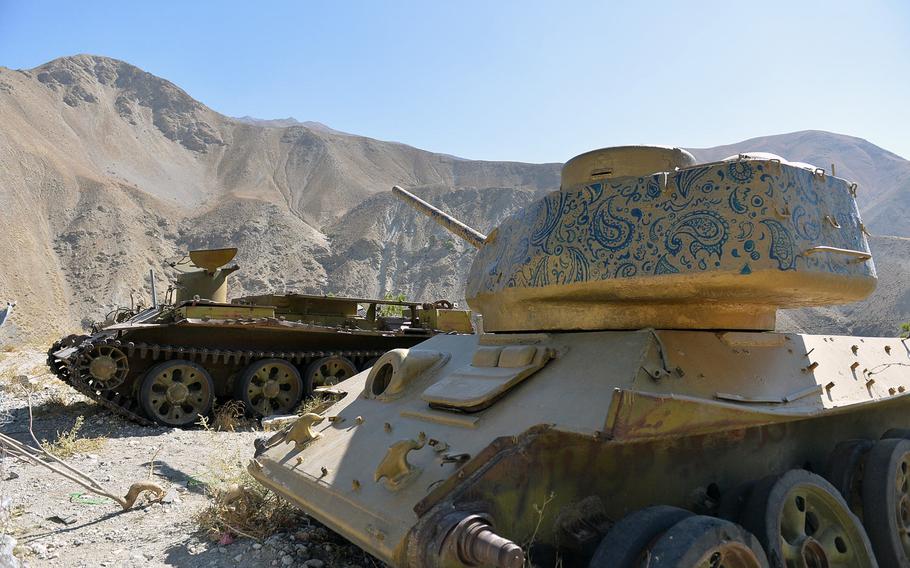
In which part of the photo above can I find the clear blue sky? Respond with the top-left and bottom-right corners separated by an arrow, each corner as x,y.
2,1 -> 908,162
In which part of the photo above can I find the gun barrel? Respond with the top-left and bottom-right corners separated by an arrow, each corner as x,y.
392,186 -> 487,249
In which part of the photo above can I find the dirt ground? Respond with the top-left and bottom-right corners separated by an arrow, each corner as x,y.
0,350 -> 379,568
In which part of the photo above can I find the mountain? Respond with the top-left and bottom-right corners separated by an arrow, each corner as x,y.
0,54 -> 907,343
0,54 -> 559,343
233,116 -> 349,135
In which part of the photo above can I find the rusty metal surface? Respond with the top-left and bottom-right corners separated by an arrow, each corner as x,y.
248,148 -> 907,567
46,245 -> 472,427
250,329 -> 910,566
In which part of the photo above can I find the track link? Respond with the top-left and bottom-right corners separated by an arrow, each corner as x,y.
47,336 -> 384,427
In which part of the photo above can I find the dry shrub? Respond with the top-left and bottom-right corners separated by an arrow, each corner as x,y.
40,416 -> 106,459
42,390 -> 72,413
194,468 -> 300,541
210,400 -> 251,432
295,393 -> 336,416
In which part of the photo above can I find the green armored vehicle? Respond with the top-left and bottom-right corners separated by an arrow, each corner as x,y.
250,146 -> 910,568
47,248 -> 472,427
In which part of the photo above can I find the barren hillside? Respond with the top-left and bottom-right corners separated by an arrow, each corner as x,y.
0,55 -> 907,343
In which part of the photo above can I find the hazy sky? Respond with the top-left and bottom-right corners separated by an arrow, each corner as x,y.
2,1 -> 908,163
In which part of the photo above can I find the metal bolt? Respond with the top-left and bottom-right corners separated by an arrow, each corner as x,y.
851,345 -> 859,355
804,362 -> 819,372
352,479 -> 361,491
885,345 -> 892,355
384,422 -> 392,433
851,362 -> 860,370
355,416 -> 364,424
825,382 -> 835,392
890,388 -> 897,395
320,466 -> 328,477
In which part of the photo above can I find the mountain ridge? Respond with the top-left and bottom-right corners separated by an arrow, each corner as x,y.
0,54 -> 907,343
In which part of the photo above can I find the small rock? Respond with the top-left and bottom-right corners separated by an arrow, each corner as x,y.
304,559 -> 324,568
252,543 -> 262,550
281,554 -> 294,566
1,535 -> 20,568
233,554 -> 243,562
161,487 -> 180,504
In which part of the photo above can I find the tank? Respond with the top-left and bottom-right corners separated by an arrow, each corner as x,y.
46,247 -> 472,427
249,146 -> 910,568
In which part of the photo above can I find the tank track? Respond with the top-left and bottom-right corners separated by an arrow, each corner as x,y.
47,336 -> 385,427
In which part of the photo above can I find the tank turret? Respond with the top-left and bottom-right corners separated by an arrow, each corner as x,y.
173,247 -> 240,303
395,145 -> 876,331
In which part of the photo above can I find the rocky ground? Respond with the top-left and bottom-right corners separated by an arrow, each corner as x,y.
0,350 -> 378,568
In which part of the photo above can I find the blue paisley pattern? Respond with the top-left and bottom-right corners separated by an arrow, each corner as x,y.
467,159 -> 875,298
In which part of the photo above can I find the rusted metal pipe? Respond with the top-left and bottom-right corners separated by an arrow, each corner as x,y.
391,186 -> 487,249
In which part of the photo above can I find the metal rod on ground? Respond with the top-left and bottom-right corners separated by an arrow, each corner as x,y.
0,393 -> 165,510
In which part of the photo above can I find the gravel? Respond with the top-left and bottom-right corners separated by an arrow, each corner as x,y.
0,350 -> 382,568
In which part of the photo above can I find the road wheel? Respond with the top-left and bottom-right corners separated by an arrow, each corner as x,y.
588,505 -> 692,567
140,360 -> 214,427
740,469 -> 876,568
77,343 -> 130,391
237,358 -> 303,417
305,356 -> 357,389
648,515 -> 769,567
861,438 -> 910,566
825,439 -> 874,518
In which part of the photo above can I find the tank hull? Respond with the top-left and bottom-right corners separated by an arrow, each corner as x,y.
47,311 -> 440,426
250,330 -> 910,566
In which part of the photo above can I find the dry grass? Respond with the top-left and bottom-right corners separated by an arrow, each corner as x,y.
295,393 -> 336,416
210,400 -> 252,432
192,405 -> 300,541
193,468 -> 301,541
42,389 -> 72,413
40,416 -> 107,459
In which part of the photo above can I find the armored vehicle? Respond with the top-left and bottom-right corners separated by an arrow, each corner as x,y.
250,146 -> 910,568
47,247 -> 472,427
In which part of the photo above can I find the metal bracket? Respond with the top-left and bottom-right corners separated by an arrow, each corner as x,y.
284,413 -> 325,448
803,246 -> 872,264
374,432 -> 427,489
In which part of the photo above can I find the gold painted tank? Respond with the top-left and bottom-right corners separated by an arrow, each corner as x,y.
250,147 -> 910,568
46,247 -> 472,427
